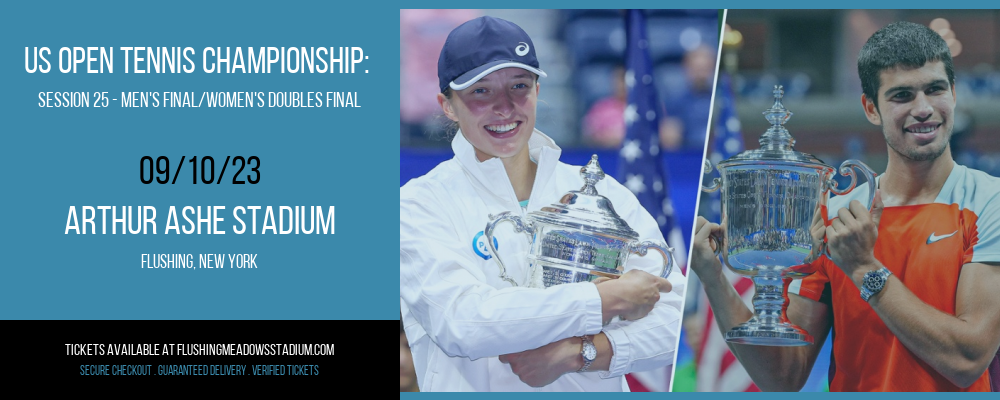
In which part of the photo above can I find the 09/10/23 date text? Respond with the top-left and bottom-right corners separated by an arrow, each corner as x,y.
140,156 -> 259,185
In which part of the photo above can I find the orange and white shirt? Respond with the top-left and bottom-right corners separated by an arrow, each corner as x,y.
790,163 -> 1000,392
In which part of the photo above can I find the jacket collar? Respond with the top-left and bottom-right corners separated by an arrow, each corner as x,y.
451,128 -> 562,204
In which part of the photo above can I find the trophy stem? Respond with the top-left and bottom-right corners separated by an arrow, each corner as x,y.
724,270 -> 814,346
750,273 -> 786,326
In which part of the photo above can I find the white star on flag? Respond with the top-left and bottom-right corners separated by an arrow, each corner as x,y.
620,139 -> 642,163
625,69 -> 635,88
624,104 -> 638,127
726,116 -> 741,133
662,198 -> 674,215
624,173 -> 646,194
725,137 -> 741,154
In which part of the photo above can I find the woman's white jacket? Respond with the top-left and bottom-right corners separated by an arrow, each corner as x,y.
400,129 -> 685,391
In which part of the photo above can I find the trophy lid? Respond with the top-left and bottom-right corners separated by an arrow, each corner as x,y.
529,155 -> 640,240
719,85 -> 831,168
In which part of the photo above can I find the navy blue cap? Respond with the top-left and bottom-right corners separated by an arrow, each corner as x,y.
438,16 -> 547,93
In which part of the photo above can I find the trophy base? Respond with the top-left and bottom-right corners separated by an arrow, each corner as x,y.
725,322 -> 814,346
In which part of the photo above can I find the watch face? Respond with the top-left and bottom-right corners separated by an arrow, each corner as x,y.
865,271 -> 886,290
583,343 -> 597,361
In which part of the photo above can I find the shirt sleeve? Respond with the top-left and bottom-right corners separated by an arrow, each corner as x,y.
597,179 -> 686,378
788,258 -> 829,302
400,190 -> 605,361
969,193 -> 1000,264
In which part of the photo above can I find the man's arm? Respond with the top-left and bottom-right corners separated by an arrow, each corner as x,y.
846,259 -> 1000,387
867,262 -> 1000,387
691,217 -> 833,391
828,199 -> 1000,388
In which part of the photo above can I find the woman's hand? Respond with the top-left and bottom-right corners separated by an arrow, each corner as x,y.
595,269 -> 672,322
498,336 -> 583,387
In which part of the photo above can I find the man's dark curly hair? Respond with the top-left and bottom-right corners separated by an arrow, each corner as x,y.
858,21 -> 955,111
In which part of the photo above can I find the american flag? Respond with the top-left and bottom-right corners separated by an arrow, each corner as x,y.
617,9 -> 687,272
617,9 -> 683,392
705,73 -> 745,223
695,72 -> 758,392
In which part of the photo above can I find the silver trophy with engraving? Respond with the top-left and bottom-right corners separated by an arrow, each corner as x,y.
484,155 -> 674,288
702,86 -> 876,346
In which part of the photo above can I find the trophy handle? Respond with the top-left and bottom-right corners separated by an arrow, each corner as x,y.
702,159 -> 721,193
699,158 -> 724,256
828,159 -> 878,210
484,212 -> 533,287
629,241 -> 675,278
824,159 -> 878,259
708,234 -> 723,256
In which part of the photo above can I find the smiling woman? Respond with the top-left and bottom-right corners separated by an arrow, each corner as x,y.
439,68 -> 539,164
399,15 -> 685,392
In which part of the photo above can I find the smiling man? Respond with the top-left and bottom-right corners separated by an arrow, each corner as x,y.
691,21 -> 1000,391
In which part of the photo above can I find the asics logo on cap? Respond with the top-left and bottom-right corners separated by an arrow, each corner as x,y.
515,42 -> 529,56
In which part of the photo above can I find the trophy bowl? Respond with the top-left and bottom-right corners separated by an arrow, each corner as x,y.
484,155 -> 674,288
702,86 -> 876,346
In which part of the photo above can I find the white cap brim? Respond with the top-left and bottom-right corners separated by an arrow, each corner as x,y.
449,60 -> 547,91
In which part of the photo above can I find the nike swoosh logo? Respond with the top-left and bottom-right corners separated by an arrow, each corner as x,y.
927,230 -> 958,244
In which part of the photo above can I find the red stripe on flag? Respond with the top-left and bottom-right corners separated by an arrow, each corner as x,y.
697,305 -> 714,364
733,277 -> 754,295
719,350 -> 737,377
626,373 -> 651,392
696,273 -> 760,392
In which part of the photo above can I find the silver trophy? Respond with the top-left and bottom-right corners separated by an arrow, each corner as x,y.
702,86 -> 876,346
484,155 -> 674,288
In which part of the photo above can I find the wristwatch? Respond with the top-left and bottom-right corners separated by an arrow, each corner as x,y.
860,267 -> 892,302
578,336 -> 597,372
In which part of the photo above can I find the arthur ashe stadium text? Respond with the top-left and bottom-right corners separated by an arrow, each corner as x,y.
65,206 -> 334,234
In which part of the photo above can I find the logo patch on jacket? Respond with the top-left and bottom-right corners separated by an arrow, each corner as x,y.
472,231 -> 499,260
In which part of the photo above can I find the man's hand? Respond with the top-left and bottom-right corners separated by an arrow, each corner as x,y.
826,190 -> 883,282
499,336 -> 583,387
806,204 -> 827,261
595,269 -> 672,322
690,216 -> 724,279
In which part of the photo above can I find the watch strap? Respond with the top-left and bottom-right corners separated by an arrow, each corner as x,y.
578,335 -> 595,372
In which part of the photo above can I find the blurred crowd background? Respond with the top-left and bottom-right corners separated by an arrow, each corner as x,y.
714,10 -> 1000,177
680,9 -> 1000,393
